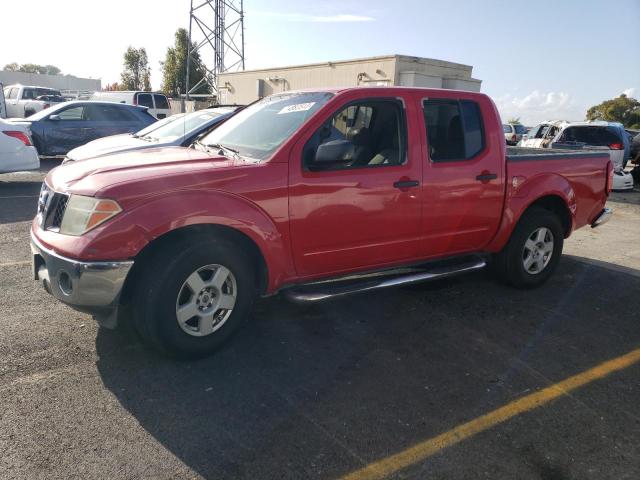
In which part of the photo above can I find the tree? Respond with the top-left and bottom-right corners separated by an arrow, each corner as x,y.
507,117 -> 521,124
3,62 -> 61,75
160,28 -> 211,97
119,46 -> 151,91
586,94 -> 640,128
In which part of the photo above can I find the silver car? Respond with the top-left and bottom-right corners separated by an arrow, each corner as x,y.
63,106 -> 239,163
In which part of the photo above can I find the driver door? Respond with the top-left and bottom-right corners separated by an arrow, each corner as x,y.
288,95 -> 423,278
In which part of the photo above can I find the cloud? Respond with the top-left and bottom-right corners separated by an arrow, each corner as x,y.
255,12 -> 375,23
623,87 -> 637,98
493,90 -> 584,125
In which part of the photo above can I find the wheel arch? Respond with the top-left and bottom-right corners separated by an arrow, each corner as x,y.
119,223 -> 269,308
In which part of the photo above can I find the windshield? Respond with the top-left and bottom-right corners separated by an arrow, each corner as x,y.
198,92 -> 333,160
140,110 -> 227,141
135,114 -> 181,137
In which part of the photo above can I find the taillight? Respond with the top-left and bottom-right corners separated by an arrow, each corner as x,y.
609,143 -> 623,150
43,103 -> 50,109
605,161 -> 613,195
133,95 -> 138,106
3,130 -> 32,147
512,134 -> 517,141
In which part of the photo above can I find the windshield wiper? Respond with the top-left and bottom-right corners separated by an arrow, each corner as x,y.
204,143 -> 241,159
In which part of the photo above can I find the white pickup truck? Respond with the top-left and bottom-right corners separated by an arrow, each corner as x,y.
2,84 -> 64,118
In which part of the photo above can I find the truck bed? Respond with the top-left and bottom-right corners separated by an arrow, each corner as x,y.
506,146 -> 607,162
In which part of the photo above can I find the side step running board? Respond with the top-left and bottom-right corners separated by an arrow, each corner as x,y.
284,256 -> 487,303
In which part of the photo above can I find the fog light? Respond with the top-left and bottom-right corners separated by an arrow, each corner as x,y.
58,271 -> 73,296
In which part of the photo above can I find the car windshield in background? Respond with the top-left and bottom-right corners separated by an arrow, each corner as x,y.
135,114 -> 181,137
26,101 -> 73,120
140,111 -> 223,141
514,124 -> 527,134
198,92 -> 334,160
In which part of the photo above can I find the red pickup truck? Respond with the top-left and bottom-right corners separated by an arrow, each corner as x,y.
31,87 -> 613,357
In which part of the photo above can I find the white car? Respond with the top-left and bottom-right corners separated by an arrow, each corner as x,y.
0,119 -> 40,173
503,123 -> 527,145
89,91 -> 171,119
519,120 -> 568,149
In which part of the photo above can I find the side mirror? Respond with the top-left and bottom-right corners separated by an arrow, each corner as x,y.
314,139 -> 354,164
48,114 -> 60,121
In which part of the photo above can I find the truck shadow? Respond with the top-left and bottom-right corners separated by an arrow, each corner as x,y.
95,257 -> 640,479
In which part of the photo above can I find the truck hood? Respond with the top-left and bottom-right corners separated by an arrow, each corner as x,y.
66,134 -> 154,161
47,146 -> 243,196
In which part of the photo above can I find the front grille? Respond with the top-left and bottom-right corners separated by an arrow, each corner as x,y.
37,182 -> 69,231
51,195 -> 69,228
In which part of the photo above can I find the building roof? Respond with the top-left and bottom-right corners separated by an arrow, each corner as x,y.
218,54 -> 473,76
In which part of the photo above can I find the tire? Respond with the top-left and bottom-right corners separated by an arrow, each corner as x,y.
492,207 -> 564,289
133,234 -> 257,359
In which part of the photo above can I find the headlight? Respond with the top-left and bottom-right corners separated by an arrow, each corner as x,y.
59,195 -> 122,235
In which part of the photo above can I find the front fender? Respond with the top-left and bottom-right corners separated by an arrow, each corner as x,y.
74,190 -> 295,291
486,173 -> 576,252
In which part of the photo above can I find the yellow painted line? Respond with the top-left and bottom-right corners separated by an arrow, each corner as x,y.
341,347 -> 640,480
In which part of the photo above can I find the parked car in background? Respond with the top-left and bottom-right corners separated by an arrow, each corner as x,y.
519,120 -> 567,148
0,83 -> 6,118
63,106 -> 240,164
503,123 -> 527,145
31,87 -> 613,358
0,119 -> 39,173
7,101 -> 156,158
35,94 -> 67,105
551,121 -> 633,190
2,84 -> 63,118
90,91 -> 171,119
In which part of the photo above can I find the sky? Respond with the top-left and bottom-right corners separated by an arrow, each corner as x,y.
1,0 -> 638,125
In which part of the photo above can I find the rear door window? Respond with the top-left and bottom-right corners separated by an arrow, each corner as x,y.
503,125 -> 512,133
136,93 -> 154,108
423,99 -> 485,161
153,94 -> 169,109
559,127 -> 620,146
85,104 -> 136,122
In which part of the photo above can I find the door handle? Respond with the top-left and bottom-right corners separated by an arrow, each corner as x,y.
475,173 -> 497,182
393,180 -> 420,189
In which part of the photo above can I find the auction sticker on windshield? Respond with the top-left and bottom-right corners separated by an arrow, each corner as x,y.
278,102 -> 316,114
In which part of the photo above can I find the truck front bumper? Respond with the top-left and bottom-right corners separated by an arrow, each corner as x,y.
31,233 -> 133,328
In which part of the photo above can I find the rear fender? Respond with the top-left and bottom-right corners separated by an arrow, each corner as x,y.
486,173 -> 575,252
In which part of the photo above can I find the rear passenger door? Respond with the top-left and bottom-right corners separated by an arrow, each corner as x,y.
84,104 -> 141,141
420,96 -> 504,256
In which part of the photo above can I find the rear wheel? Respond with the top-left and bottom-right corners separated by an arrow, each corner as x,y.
493,207 -> 564,288
133,235 -> 256,358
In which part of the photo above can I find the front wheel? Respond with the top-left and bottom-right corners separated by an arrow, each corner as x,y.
493,207 -> 564,288
133,235 -> 256,358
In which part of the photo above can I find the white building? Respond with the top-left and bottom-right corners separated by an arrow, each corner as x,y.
0,71 -> 101,96
217,54 -> 481,104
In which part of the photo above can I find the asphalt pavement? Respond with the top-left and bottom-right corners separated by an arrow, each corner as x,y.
1,161 -> 639,479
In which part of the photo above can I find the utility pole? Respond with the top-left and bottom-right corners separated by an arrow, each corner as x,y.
186,0 -> 245,103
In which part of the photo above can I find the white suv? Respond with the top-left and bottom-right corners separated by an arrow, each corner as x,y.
90,91 -> 171,119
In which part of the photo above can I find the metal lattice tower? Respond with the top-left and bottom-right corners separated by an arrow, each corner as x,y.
186,0 -> 245,100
